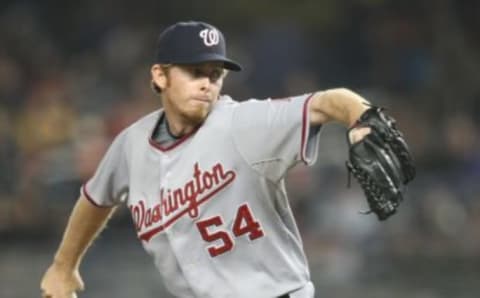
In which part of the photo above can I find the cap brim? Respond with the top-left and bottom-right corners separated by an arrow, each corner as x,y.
167,53 -> 242,71
222,60 -> 242,71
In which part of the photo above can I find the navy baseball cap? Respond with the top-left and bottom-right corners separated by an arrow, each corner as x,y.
155,21 -> 242,71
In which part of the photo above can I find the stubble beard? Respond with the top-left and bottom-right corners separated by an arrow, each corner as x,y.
182,102 -> 211,125
161,77 -> 215,126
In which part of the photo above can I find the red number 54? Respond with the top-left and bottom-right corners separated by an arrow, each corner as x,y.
195,203 -> 265,257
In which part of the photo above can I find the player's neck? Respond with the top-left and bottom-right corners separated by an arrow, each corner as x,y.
162,110 -> 201,137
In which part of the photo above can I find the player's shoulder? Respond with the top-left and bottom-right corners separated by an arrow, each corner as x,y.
130,110 -> 161,130
213,95 -> 267,112
214,94 -> 239,108
114,109 -> 161,142
208,95 -> 238,118
240,93 -> 315,111
209,95 -> 268,122
207,95 -> 271,130
203,95 -> 264,132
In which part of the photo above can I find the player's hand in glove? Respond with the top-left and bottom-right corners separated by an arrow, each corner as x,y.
41,263 -> 84,298
346,107 -> 416,220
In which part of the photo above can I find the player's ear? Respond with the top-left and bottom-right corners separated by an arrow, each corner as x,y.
151,64 -> 168,91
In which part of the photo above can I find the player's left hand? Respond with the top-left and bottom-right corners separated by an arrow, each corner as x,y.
348,126 -> 371,144
346,107 -> 416,220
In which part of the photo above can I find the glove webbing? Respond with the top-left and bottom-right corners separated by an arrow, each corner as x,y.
346,161 -> 399,220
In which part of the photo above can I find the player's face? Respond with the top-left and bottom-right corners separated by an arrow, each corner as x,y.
152,62 -> 226,123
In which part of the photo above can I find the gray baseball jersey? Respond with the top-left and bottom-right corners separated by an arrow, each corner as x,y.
82,93 -> 321,298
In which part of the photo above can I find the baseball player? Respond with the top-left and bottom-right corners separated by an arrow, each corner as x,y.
41,21 -> 372,298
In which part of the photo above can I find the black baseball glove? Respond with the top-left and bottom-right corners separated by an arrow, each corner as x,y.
346,107 -> 415,220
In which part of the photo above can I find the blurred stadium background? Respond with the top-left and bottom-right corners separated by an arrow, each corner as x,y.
1,0 -> 479,297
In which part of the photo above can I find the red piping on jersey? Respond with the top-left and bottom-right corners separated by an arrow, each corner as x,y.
148,127 -> 199,152
300,93 -> 315,164
148,112 -> 201,152
82,184 -> 112,208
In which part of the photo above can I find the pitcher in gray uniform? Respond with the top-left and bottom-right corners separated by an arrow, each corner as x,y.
41,21 -> 373,298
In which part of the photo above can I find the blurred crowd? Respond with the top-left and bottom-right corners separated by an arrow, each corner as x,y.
1,0 -> 479,277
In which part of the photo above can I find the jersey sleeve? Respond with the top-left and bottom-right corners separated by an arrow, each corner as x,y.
81,130 -> 130,207
231,93 -> 321,181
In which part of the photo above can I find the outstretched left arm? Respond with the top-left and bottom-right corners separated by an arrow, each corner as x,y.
309,88 -> 370,127
309,88 -> 416,220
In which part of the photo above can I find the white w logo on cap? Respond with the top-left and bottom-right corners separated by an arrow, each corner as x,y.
199,28 -> 219,47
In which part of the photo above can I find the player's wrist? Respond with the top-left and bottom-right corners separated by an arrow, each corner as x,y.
53,254 -> 80,271
348,101 -> 371,128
